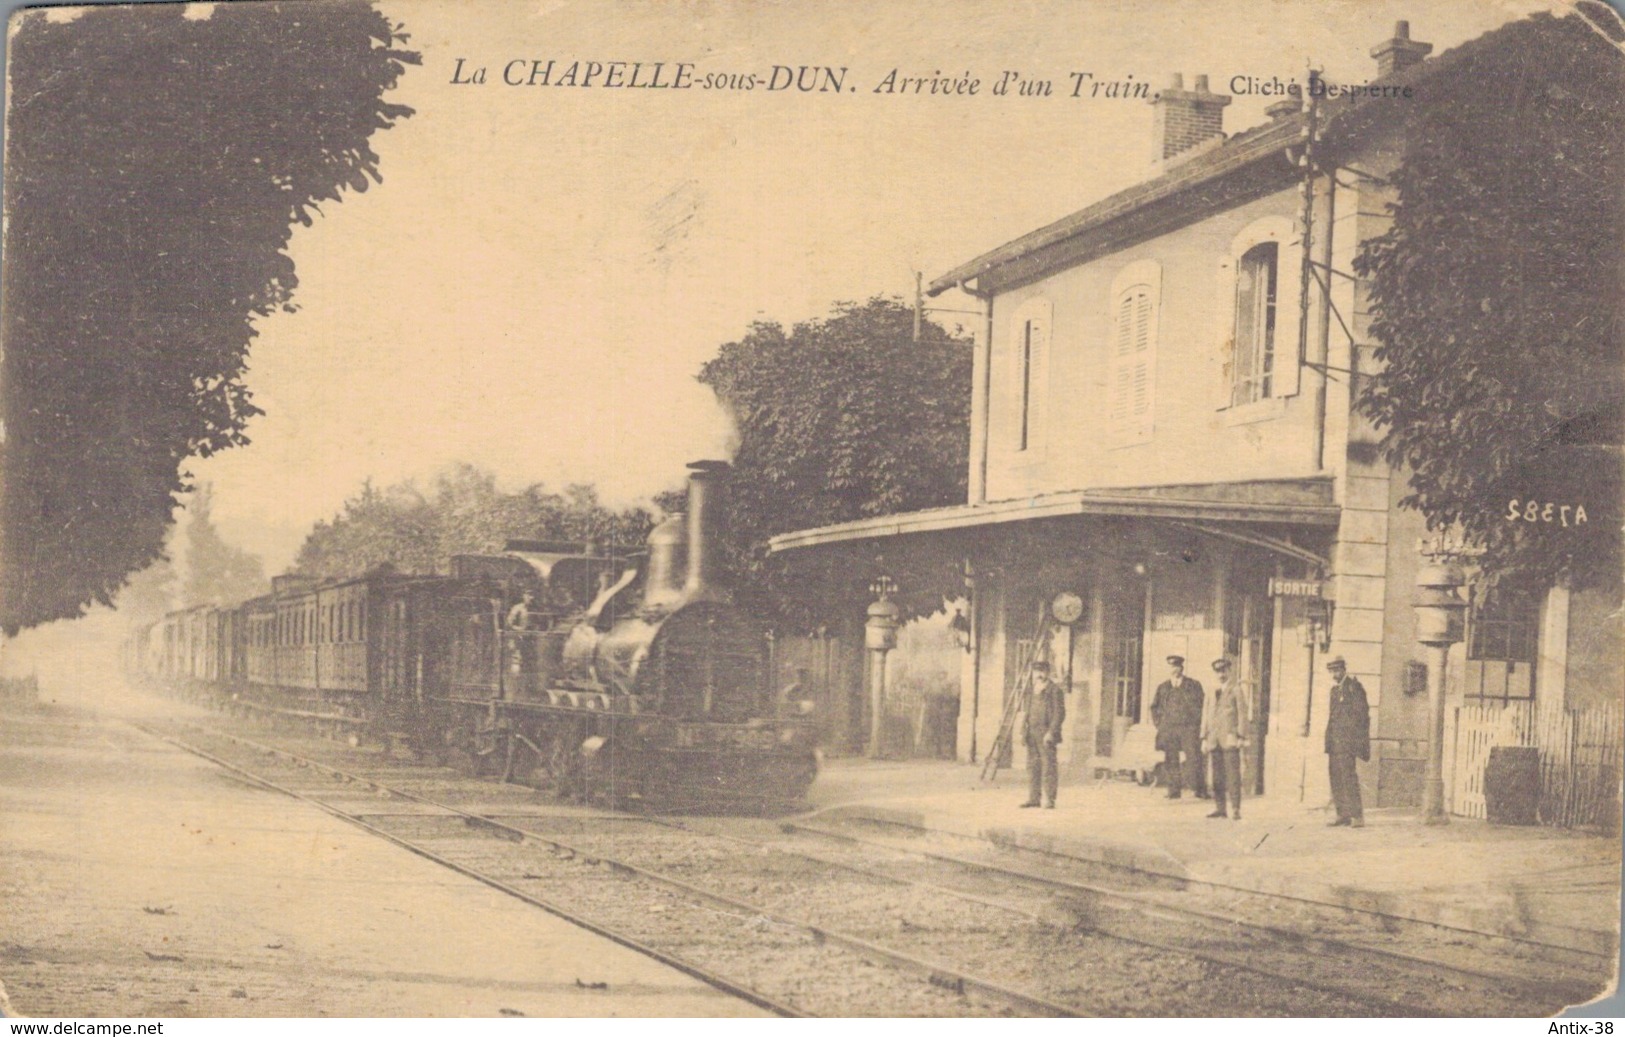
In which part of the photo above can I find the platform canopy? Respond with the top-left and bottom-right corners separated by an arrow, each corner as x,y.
769,477 -> 1339,567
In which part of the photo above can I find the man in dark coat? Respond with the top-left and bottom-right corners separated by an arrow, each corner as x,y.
1020,660 -> 1066,809
1149,655 -> 1205,799
1324,656 -> 1371,828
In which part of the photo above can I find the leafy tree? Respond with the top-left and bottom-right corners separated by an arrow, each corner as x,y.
293,466 -> 656,582
1,1 -> 419,635
696,297 -> 975,629
1353,13 -> 1624,591
182,485 -> 269,607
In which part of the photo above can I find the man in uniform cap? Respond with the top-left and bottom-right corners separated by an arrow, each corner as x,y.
1149,655 -> 1206,799
1019,659 -> 1066,809
1201,657 -> 1250,820
1324,656 -> 1371,827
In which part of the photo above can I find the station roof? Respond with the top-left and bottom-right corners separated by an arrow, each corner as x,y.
768,477 -> 1338,555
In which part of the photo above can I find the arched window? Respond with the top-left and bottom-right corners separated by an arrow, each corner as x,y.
1231,242 -> 1279,407
1218,217 -> 1300,411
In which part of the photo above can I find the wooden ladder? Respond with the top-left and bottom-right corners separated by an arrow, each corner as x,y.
979,604 -> 1054,782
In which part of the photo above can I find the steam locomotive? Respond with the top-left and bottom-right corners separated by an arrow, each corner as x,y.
127,462 -> 820,810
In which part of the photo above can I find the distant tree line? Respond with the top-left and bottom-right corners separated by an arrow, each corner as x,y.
116,483 -> 269,625
291,464 -> 658,582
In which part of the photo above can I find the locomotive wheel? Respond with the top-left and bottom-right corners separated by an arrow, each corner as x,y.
445,708 -> 496,777
581,736 -> 641,809
546,732 -> 586,802
502,728 -> 542,785
470,710 -> 503,778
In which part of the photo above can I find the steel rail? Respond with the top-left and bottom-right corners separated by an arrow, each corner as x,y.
776,818 -> 1605,1011
836,813 -> 1613,969
138,719 -> 1078,1018
127,720 -> 807,1019
626,817 -> 1464,1017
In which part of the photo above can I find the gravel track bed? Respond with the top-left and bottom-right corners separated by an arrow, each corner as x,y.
144,722 -> 1034,1015
398,838 -> 1019,1017
145,719 -> 1594,1016
549,827 -> 1392,1017
805,815 -> 1608,1009
166,721 -> 1356,1014
728,824 -> 1544,1016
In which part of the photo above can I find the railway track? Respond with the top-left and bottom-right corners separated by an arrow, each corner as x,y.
130,716 -> 1600,1016
776,815 -> 1616,989
670,816 -> 1607,1016
130,718 -> 1080,1016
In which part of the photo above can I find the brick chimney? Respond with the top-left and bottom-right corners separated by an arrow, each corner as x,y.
1150,73 -> 1230,164
1371,21 -> 1432,77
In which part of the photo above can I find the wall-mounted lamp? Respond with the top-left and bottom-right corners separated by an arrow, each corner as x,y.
1301,598 -> 1334,651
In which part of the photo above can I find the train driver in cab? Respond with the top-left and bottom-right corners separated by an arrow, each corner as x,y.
506,589 -> 538,631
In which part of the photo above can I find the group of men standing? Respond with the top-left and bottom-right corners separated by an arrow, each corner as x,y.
1021,652 -> 1371,826
1149,655 -> 1251,819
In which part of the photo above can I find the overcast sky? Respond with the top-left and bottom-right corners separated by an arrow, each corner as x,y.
177,0 -> 1548,573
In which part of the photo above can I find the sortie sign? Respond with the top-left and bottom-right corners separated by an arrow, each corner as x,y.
1268,578 -> 1324,598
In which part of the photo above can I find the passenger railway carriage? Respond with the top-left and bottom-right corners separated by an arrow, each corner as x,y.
130,462 -> 819,810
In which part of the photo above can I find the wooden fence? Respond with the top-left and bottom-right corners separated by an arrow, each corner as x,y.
1451,700 -> 1622,829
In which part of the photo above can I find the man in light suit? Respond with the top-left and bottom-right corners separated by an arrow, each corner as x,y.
1201,657 -> 1250,821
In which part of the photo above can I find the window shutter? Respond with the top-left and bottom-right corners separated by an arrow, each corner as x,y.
1274,245 -> 1302,397
1215,256 -> 1237,409
1111,286 -> 1155,441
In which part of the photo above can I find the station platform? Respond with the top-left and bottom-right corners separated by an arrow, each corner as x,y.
807,756 -> 1624,960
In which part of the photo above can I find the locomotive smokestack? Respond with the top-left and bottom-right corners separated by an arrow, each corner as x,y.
682,460 -> 731,603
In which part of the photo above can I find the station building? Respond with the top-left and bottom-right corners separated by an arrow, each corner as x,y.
771,18 -> 1622,824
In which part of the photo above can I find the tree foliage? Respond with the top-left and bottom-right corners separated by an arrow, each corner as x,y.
293,464 -> 656,582
182,485 -> 269,607
1353,13 -> 1624,590
1,2 -> 419,634
697,297 -> 975,630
